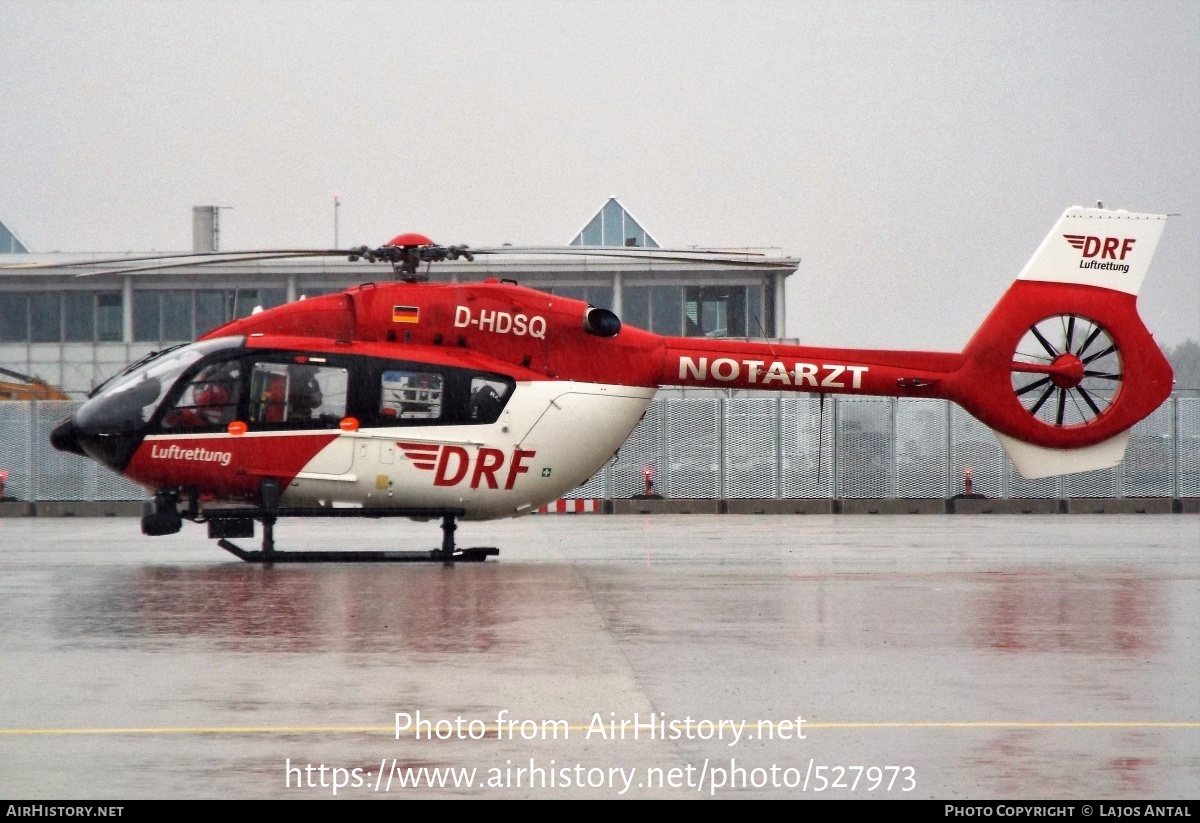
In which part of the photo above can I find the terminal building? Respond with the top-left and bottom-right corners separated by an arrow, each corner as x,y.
0,199 -> 796,399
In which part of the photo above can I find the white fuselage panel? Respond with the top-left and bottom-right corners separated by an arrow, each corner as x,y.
281,381 -> 656,519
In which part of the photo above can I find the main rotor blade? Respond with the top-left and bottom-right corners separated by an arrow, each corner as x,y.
73,252 -> 347,278
472,245 -> 770,257
0,249 -> 352,271
467,246 -> 797,268
8,245 -> 796,273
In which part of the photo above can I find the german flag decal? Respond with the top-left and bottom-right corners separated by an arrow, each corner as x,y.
392,305 -> 420,324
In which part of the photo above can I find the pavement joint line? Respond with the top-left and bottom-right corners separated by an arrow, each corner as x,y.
2,721 -> 1197,736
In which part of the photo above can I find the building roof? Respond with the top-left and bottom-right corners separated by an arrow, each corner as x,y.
570,197 -> 660,248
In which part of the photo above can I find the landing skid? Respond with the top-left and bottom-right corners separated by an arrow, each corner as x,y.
201,504 -> 498,564
216,540 -> 498,564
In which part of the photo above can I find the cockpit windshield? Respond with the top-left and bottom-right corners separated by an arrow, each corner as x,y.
87,343 -> 187,398
74,337 -> 244,434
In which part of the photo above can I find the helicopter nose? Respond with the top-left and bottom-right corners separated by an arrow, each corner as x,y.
49,417 -> 86,457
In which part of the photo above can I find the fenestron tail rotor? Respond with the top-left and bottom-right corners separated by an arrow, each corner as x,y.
1010,314 -> 1123,428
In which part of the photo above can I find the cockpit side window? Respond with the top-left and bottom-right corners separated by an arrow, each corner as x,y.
160,360 -> 243,430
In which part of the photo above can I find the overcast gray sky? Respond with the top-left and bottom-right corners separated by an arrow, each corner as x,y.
2,0 -> 1196,350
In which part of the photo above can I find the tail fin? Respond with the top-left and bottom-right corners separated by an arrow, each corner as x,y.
956,207 -> 1173,478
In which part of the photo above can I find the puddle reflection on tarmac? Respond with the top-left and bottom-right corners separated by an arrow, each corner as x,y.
0,514 -> 1195,798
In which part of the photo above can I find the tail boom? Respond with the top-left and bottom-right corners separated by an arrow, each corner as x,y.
656,207 -> 1173,479
662,339 -> 963,396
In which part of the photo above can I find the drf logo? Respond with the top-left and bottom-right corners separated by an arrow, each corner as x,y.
1063,235 -> 1136,260
398,442 -> 537,489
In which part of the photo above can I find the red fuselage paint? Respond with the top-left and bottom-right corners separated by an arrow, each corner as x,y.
190,277 -> 1170,462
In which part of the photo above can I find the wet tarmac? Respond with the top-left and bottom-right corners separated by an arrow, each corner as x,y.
0,514 -> 1197,799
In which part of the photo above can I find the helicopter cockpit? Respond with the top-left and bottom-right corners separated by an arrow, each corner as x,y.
52,335 -> 517,476
53,337 -> 246,468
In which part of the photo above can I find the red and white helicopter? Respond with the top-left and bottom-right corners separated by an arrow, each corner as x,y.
7,206 -> 1173,562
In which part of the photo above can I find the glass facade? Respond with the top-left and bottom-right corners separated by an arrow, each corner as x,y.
651,286 -> 684,335
97,295 -> 122,341
562,199 -> 775,338
29,293 -> 60,343
195,291 -> 226,338
134,288 -> 286,342
622,286 -> 649,332
0,293 -> 28,342
624,286 -> 684,335
0,280 -> 773,343
570,198 -> 660,248
0,220 -> 28,254
64,293 -> 95,342
543,284 -> 615,311
623,283 -> 765,338
683,285 -> 766,337
0,291 -> 123,343
161,291 -> 194,341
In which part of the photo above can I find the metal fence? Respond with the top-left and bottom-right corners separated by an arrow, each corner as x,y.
2,397 -> 1197,502
576,394 -> 1199,500
0,401 -> 145,502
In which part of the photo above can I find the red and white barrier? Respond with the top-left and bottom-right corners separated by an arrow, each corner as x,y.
534,498 -> 603,514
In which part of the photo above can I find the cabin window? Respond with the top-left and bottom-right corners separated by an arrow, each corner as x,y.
380,370 -> 444,421
468,377 -> 512,424
361,361 -> 515,428
248,360 -> 348,426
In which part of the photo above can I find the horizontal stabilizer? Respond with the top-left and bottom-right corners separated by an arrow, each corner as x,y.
994,429 -> 1131,480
